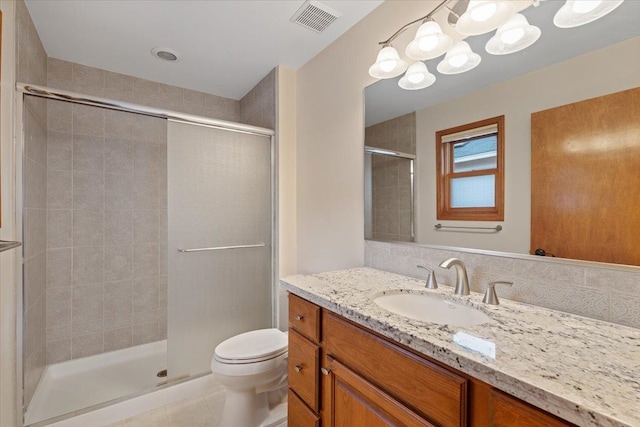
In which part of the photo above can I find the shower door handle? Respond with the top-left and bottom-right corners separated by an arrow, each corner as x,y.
178,243 -> 266,253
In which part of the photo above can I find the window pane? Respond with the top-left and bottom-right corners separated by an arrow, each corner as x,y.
452,135 -> 497,173
451,175 -> 495,208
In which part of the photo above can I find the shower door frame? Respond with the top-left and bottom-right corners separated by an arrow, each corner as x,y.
14,83 -> 279,427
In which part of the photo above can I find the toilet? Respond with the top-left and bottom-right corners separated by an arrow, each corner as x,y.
211,329 -> 288,427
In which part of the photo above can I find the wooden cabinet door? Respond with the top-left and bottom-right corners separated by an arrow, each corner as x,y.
289,389 -> 320,427
531,87 -> 640,265
326,357 -> 436,427
490,389 -> 573,427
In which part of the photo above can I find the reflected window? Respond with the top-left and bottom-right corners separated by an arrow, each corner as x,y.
436,116 -> 504,220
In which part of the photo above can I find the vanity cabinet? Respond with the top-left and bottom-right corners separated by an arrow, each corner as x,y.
288,294 -> 575,427
288,294 -> 322,426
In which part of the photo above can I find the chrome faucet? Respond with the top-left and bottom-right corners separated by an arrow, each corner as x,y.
439,258 -> 470,296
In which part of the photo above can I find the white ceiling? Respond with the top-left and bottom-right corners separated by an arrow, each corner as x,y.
25,0 -> 383,100
365,0 -> 640,126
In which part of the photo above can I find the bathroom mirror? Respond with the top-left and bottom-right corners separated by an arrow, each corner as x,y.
364,0 -> 640,266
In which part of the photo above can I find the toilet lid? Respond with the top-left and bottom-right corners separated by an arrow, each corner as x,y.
215,328 -> 288,362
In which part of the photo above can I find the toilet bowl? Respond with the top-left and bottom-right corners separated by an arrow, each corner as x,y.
211,329 -> 288,427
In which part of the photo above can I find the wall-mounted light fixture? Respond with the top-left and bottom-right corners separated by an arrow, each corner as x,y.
369,0 -> 625,90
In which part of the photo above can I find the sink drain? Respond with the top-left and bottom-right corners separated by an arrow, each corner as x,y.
157,369 -> 167,378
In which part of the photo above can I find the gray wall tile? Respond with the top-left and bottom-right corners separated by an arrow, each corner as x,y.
47,248 -> 72,288
73,171 -> 104,210
134,244 -> 159,278
72,104 -> 105,136
133,277 -> 158,314
73,247 -> 104,285
72,332 -> 104,359
47,131 -> 72,171
73,209 -> 104,247
104,245 -> 133,282
104,327 -> 132,352
72,284 -> 104,324
47,170 -> 72,209
611,292 -> 640,329
47,100 -> 72,133
47,339 -> 71,365
105,209 -> 133,245
105,139 -> 133,173
46,288 -> 72,328
134,210 -> 159,244
133,322 -> 158,346
105,173 -> 133,210
73,134 -> 104,172
47,209 -> 72,248
104,280 -> 133,318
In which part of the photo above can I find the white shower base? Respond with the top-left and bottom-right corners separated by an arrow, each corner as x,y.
25,340 -> 167,426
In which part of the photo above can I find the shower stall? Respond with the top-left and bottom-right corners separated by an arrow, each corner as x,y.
17,84 -> 276,426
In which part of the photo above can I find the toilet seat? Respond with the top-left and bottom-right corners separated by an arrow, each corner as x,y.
214,329 -> 288,364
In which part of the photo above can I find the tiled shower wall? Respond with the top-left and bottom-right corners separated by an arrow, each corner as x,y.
45,101 -> 168,364
365,240 -> 640,329
17,0 -> 48,408
41,56 -> 247,364
240,69 -> 276,129
364,113 -> 416,242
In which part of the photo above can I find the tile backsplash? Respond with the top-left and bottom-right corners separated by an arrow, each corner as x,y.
365,240 -> 640,329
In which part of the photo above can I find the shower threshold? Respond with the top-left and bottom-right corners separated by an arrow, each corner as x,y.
25,340 -> 167,426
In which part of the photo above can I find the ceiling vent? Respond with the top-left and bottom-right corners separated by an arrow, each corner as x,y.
291,0 -> 342,34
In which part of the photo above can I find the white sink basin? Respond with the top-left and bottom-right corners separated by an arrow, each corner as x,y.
373,292 -> 491,327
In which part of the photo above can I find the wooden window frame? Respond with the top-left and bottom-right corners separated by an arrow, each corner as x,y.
436,116 -> 504,221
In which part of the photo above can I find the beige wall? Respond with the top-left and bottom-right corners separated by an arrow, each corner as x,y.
276,66 -> 297,329
296,1 -> 425,273
415,36 -> 640,253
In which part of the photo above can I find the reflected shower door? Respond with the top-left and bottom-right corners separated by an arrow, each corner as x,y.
365,150 -> 415,242
167,120 -> 273,379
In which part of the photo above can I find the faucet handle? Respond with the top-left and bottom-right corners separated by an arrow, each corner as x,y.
483,281 -> 513,305
417,265 -> 438,289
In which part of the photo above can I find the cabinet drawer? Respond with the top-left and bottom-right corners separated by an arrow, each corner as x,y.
490,389 -> 574,427
289,389 -> 320,427
289,294 -> 321,342
288,329 -> 320,411
325,313 -> 467,427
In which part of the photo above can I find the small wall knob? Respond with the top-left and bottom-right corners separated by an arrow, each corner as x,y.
294,365 -> 303,372
295,314 -> 304,321
321,367 -> 332,375
483,281 -> 513,305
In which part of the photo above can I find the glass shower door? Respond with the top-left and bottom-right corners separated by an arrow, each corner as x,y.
166,120 -> 273,380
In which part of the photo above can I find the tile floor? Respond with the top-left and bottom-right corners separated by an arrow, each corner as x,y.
105,387 -> 226,427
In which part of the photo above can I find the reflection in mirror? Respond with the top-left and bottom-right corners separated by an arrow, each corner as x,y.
363,1 -> 640,266
364,113 -> 416,242
436,116 -> 504,221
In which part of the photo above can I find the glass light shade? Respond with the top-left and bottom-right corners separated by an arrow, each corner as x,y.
405,21 -> 453,60
398,62 -> 436,90
456,0 -> 516,35
436,41 -> 481,75
553,0 -> 624,28
369,45 -> 408,79
486,14 -> 541,55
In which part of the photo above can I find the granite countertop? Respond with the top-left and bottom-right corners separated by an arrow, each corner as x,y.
280,267 -> 640,427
